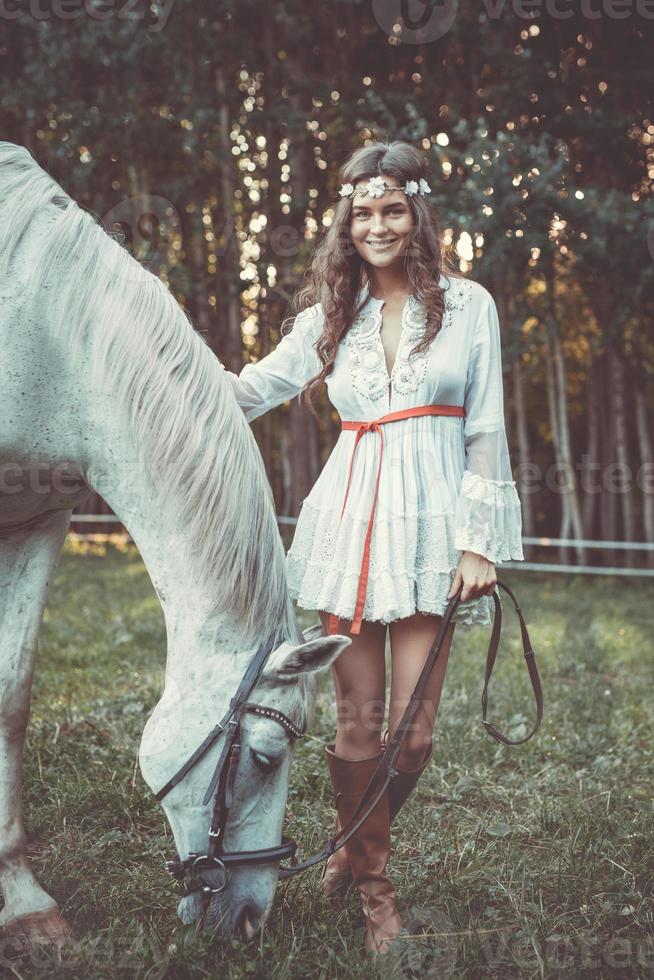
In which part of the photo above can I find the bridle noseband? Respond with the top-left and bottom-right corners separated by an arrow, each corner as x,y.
155,581 -> 543,907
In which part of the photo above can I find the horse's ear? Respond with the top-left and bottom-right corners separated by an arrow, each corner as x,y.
262,631 -> 351,679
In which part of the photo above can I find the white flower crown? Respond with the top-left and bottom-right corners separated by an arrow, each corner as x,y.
338,175 -> 431,200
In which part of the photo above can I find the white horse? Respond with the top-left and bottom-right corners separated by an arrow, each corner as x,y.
0,143 -> 350,945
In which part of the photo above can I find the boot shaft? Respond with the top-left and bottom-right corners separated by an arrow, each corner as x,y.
324,743 -> 392,887
324,742 -> 402,955
388,739 -> 434,825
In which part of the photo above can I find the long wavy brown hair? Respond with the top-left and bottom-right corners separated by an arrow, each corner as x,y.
282,140 -> 464,420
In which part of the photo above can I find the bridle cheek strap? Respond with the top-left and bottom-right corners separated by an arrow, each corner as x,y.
207,731 -> 241,858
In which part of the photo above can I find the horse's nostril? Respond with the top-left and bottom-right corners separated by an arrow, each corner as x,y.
237,903 -> 261,942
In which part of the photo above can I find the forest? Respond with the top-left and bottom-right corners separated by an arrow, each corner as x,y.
2,0 -> 653,567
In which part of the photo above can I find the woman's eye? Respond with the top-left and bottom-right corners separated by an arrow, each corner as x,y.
251,750 -> 279,773
354,209 -> 404,219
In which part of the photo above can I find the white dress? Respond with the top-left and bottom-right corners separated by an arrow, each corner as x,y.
219,274 -> 525,628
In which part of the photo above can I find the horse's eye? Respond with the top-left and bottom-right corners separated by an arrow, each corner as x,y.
251,750 -> 279,773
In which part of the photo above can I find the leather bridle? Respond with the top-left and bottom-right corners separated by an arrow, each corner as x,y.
155,580 -> 543,907
155,629 -> 307,908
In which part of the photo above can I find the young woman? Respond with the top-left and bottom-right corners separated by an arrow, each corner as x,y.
220,141 -> 524,956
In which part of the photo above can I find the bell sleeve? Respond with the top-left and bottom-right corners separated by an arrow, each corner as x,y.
453,291 -> 525,564
218,304 -> 323,423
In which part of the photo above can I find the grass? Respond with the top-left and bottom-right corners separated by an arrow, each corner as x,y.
1,538 -> 653,979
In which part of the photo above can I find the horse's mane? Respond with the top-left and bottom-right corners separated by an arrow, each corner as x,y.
0,142 -> 315,726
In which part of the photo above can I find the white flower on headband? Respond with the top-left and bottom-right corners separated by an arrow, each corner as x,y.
366,175 -> 387,198
337,175 -> 432,200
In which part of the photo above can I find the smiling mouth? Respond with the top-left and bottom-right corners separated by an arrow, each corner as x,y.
366,238 -> 398,250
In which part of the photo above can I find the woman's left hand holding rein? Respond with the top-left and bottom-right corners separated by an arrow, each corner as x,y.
447,551 -> 497,602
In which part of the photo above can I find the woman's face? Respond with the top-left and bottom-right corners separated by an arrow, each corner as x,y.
348,179 -> 414,270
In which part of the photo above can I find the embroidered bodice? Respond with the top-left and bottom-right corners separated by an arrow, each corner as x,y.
345,279 -> 474,403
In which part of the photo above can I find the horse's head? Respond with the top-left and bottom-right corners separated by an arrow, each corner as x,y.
139,623 -> 350,941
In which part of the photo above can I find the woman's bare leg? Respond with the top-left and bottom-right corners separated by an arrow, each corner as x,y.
388,612 -> 456,769
318,611 -> 387,758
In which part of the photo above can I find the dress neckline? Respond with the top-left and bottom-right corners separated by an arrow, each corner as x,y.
355,272 -> 449,310
352,293 -> 416,403
355,283 -> 427,382
376,295 -> 411,380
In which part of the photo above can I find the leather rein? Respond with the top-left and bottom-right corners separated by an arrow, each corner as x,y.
156,580 -> 543,904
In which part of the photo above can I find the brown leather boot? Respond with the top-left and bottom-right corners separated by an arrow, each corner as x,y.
322,733 -> 435,897
324,742 -> 402,956
382,729 -> 434,825
320,809 -> 352,897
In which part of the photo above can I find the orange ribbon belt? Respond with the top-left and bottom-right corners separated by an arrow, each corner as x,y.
325,403 -> 465,637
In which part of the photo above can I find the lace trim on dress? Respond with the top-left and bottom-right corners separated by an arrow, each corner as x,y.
285,499 -> 495,627
453,471 -> 525,564
441,277 -> 474,328
392,297 -> 430,395
345,306 -> 390,402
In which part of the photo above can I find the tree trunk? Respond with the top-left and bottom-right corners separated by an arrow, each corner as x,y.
581,352 -> 602,543
543,326 -> 568,561
496,288 -> 530,561
599,351 -> 618,565
608,345 -> 636,565
633,379 -> 654,567
189,212 -> 212,341
512,355 -> 533,559
214,66 -> 242,368
552,328 -> 585,564
542,273 -> 586,568
280,423 -> 294,518
285,93 -> 315,515
257,4 -> 280,481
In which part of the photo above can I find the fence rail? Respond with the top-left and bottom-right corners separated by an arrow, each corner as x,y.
66,515 -> 654,576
